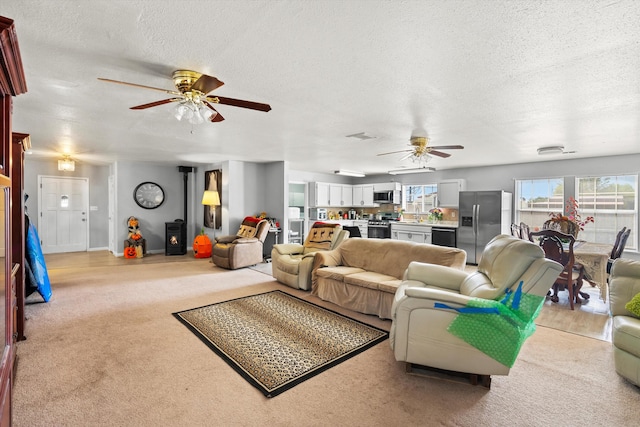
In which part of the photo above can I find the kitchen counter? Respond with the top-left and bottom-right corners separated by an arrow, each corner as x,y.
393,221 -> 458,228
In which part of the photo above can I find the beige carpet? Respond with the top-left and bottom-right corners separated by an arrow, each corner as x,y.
13,258 -> 638,426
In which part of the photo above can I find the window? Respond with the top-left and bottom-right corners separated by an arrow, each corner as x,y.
402,184 -> 437,213
515,178 -> 564,230
576,175 -> 637,249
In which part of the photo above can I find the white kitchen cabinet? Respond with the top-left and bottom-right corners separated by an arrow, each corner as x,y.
373,182 -> 401,192
352,184 -> 375,207
391,224 -> 432,244
437,179 -> 466,208
329,184 -> 353,207
309,182 -> 331,207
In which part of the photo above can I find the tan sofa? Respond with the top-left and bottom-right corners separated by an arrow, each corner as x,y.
312,238 -> 467,319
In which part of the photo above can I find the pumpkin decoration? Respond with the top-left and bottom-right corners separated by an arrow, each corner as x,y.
125,216 -> 144,258
193,232 -> 212,258
124,246 -> 137,259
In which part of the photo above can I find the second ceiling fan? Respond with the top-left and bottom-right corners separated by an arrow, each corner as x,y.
378,136 -> 464,161
98,69 -> 271,124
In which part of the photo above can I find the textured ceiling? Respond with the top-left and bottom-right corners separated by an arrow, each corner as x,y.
4,0 -> 640,175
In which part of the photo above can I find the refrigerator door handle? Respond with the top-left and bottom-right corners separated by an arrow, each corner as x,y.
472,204 -> 478,236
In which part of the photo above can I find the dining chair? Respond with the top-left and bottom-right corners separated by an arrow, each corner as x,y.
519,222 -> 532,241
530,229 -> 584,310
608,227 -> 631,274
510,223 -> 521,238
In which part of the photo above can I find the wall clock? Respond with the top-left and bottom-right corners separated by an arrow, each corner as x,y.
134,182 -> 165,209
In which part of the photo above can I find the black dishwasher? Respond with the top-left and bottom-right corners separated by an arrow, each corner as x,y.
431,227 -> 457,247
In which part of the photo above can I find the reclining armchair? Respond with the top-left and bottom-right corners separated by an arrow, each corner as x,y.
390,234 -> 563,386
271,222 -> 349,290
212,216 -> 270,270
608,258 -> 640,386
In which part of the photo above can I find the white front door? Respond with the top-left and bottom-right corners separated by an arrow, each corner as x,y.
38,176 -> 89,254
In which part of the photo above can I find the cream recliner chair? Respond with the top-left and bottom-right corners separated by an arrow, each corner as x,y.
212,216 -> 270,270
390,234 -> 563,386
608,258 -> 640,386
271,222 -> 349,290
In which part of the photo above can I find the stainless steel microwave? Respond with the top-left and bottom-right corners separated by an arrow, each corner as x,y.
373,190 -> 400,204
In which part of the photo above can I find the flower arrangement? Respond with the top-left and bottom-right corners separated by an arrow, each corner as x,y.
428,208 -> 444,222
548,197 -> 594,231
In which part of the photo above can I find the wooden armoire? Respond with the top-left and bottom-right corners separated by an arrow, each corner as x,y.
0,16 -> 28,426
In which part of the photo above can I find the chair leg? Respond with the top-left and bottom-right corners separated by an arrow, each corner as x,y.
567,279 -> 574,310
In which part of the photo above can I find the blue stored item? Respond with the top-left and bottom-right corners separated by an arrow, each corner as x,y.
25,222 -> 52,302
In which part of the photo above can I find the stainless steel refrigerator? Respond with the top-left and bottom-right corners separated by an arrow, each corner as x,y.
458,190 -> 512,264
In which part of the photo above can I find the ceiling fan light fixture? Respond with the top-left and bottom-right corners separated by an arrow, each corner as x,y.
335,169 -> 366,177
537,145 -> 565,155
388,166 -> 435,175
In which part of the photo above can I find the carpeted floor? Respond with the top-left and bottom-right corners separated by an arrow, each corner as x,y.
174,290 -> 388,397
12,256 -> 639,426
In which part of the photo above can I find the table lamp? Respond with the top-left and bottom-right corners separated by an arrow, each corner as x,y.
202,190 -> 220,237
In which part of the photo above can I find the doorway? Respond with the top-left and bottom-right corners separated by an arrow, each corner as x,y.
38,176 -> 89,254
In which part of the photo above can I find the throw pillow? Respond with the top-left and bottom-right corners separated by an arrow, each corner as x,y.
625,292 -> 640,317
305,223 -> 340,250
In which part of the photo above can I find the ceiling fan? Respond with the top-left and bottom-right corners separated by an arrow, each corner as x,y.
98,70 -> 271,124
377,136 -> 464,161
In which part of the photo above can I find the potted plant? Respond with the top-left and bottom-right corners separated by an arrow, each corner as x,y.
546,197 -> 594,238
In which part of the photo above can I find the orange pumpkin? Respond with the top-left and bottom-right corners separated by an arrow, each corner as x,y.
124,246 -> 137,259
193,234 -> 212,258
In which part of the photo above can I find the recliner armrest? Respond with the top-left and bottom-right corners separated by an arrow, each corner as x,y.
404,261 -> 469,291
272,243 -> 304,255
233,237 -> 259,244
403,287 -> 473,306
215,234 -> 238,244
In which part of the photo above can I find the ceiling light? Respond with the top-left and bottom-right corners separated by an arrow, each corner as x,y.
537,145 -> 565,155
172,94 -> 216,125
335,169 -> 366,178
388,166 -> 436,175
58,155 -> 75,171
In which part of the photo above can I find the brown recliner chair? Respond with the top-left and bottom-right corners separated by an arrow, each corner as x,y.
212,216 -> 270,269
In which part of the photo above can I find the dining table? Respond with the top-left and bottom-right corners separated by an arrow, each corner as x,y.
573,240 -> 613,302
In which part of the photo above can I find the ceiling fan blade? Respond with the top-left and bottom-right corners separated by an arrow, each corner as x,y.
428,150 -> 452,158
203,101 -> 225,122
130,98 -> 179,110
429,145 -> 465,150
212,96 -> 272,112
377,149 -> 412,156
399,152 -> 414,161
98,78 -> 181,95
191,74 -> 224,94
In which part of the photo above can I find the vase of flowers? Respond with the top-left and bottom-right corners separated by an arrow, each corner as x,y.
428,208 -> 444,223
545,197 -> 594,238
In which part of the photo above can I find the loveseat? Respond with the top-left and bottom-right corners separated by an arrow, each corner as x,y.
312,238 -> 467,319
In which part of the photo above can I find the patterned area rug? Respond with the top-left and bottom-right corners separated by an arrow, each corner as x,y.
173,290 -> 388,397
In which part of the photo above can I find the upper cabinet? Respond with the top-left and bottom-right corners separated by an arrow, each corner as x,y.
352,184 -> 375,207
310,182 -> 331,207
373,182 -> 401,192
329,184 -> 352,207
437,179 -> 466,208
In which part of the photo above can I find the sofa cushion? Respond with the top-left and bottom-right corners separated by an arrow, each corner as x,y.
315,266 -> 366,281
344,271 -> 400,292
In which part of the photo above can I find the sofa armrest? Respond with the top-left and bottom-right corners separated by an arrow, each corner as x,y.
403,287 -> 473,306
272,243 -> 304,256
313,249 -> 342,268
404,261 -> 469,291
